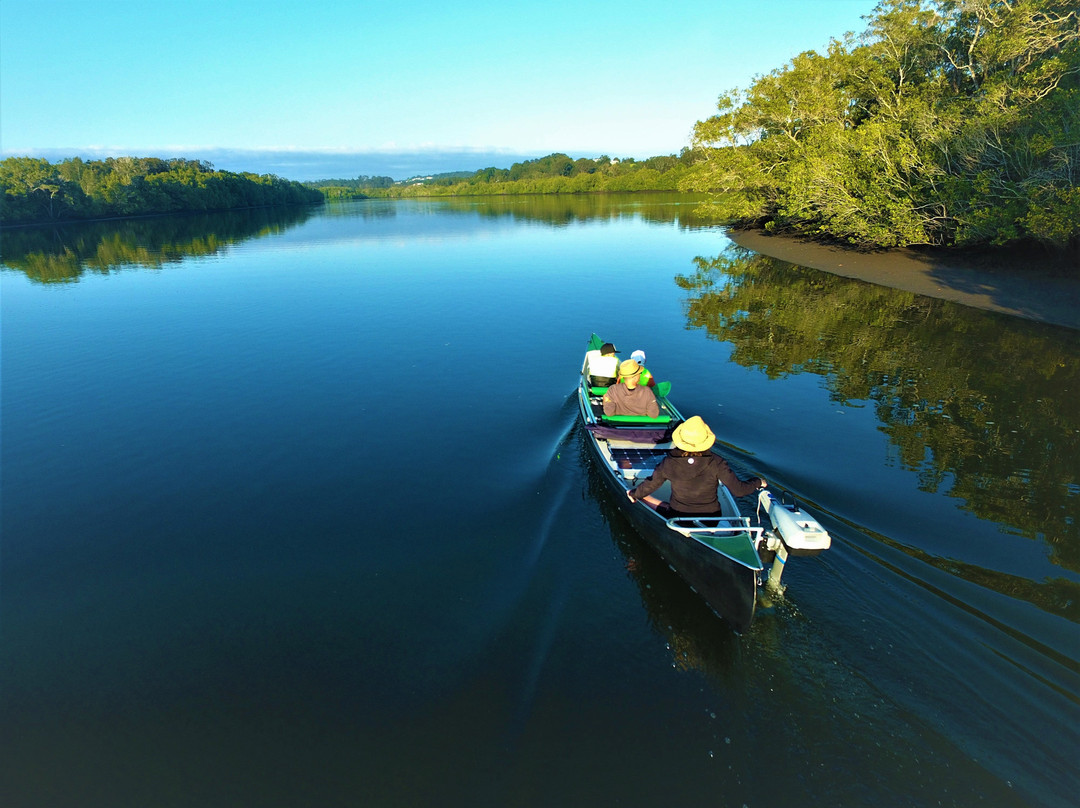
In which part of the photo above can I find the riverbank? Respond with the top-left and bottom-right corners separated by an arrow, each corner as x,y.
727,229 -> 1080,330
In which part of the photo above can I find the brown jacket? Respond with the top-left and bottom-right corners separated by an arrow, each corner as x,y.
630,450 -> 763,514
602,382 -> 659,417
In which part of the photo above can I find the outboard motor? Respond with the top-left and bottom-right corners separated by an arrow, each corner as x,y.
757,490 -> 831,556
757,489 -> 832,594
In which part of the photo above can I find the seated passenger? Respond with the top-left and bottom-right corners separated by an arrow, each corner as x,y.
584,342 -> 619,388
629,349 -> 655,387
626,416 -> 766,516
603,359 -> 660,417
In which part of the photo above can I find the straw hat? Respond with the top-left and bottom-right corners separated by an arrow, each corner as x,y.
672,416 -> 715,453
618,359 -> 642,378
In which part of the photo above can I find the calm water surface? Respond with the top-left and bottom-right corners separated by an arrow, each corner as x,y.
3,196 -> 1078,807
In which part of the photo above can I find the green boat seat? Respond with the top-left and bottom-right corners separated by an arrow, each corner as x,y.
603,414 -> 672,424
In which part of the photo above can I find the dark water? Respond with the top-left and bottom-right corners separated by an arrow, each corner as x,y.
3,196 -> 1077,807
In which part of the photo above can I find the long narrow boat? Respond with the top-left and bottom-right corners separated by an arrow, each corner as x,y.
578,334 -> 832,633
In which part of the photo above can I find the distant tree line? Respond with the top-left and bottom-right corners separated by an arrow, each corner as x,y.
306,174 -> 397,193
311,151 -> 705,199
684,0 -> 1080,252
0,156 -> 324,226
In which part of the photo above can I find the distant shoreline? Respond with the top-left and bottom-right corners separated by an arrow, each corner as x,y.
727,228 -> 1080,331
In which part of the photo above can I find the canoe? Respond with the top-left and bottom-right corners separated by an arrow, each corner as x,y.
577,334 -> 832,633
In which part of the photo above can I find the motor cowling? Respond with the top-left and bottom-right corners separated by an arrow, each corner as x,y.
758,490 -> 831,556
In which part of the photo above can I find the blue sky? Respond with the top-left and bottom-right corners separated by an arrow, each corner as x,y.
1,0 -> 879,179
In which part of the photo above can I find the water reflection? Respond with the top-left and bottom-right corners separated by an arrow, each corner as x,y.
1,195 -> 717,286
676,245 -> 1080,583
323,193 -> 722,230
1,206 -> 316,283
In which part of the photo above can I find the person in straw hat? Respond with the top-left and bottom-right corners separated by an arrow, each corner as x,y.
602,359 -> 659,417
627,415 -> 767,516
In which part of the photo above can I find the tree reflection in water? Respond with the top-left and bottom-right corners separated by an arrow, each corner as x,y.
1,206 -> 317,283
372,192 -> 723,231
675,245 -> 1080,617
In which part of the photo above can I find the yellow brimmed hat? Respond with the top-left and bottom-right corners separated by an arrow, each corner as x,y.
618,359 -> 642,378
672,416 -> 715,452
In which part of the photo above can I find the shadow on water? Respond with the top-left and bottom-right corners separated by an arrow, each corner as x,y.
0,206 -> 317,283
678,245 -> 1080,609
578,427 -> 745,669
906,242 -> 1080,323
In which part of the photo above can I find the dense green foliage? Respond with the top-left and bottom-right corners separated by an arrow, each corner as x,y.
685,0 -> 1080,252
0,156 -> 323,226
314,151 -> 705,199
306,174 -> 397,195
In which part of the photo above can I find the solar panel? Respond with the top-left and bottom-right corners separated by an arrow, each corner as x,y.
610,448 -> 669,470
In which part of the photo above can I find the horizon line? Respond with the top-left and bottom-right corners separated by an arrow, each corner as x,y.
0,145 -> 690,182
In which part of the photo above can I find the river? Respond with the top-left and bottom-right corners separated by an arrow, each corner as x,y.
2,195 -> 1077,807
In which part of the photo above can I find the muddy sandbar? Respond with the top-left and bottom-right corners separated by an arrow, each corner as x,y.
727,229 -> 1080,330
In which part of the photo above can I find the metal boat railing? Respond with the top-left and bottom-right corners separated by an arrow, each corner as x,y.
665,516 -> 762,538
663,517 -> 765,571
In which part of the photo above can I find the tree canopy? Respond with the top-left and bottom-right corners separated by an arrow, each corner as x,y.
306,174 -> 396,193
683,0 -> 1079,252
0,156 -> 323,226
312,151 -> 706,199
